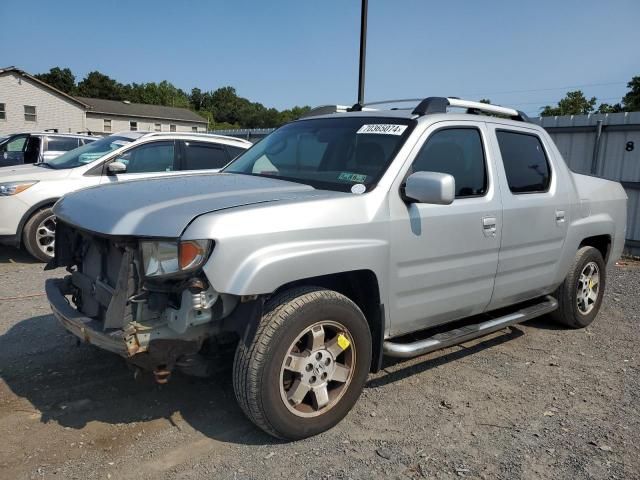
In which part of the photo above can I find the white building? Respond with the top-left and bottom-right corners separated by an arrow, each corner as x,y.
79,97 -> 208,135
0,66 -> 88,135
0,67 -> 208,136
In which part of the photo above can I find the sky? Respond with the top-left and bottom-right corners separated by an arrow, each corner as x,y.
1,0 -> 639,116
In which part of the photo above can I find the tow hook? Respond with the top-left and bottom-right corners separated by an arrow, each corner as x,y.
153,366 -> 172,384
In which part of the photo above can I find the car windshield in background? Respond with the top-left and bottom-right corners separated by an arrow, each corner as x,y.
46,135 -> 134,169
223,117 -> 415,192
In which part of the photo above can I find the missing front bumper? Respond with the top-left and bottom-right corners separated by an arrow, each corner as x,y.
45,278 -> 140,357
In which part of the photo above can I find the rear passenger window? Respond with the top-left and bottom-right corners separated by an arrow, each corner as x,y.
47,137 -> 79,151
226,145 -> 246,160
496,131 -> 551,193
183,142 -> 229,170
411,128 -> 487,197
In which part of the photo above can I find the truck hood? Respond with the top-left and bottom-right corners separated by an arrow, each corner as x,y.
53,173 -> 326,237
0,164 -> 71,181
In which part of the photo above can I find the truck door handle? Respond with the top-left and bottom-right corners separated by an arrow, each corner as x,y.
555,210 -> 566,225
482,216 -> 497,237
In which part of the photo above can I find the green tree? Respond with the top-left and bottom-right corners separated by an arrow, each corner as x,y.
622,76 -> 640,112
541,90 -> 597,116
34,67 -> 76,94
190,88 -> 203,110
597,103 -> 624,114
122,81 -> 189,107
76,71 -> 124,100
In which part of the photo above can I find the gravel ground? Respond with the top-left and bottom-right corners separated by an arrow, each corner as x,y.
0,245 -> 638,480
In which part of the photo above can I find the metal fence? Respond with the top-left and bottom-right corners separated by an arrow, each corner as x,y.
211,128 -> 274,143
533,112 -> 640,256
213,112 -> 640,255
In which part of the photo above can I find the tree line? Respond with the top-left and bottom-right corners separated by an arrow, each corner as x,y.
539,76 -> 639,116
34,67 -> 311,129
36,67 -> 639,125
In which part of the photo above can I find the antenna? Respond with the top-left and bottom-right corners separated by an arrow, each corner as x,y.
357,0 -> 368,107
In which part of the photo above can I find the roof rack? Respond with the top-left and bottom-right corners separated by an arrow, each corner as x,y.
349,97 -> 530,122
300,104 -> 379,119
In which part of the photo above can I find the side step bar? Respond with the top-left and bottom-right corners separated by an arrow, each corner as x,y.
383,296 -> 558,359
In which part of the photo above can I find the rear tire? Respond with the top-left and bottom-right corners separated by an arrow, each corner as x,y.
23,207 -> 56,263
233,287 -> 372,440
551,246 -> 606,328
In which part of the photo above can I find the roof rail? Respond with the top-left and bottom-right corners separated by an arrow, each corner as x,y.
412,97 -> 530,122
303,104 -> 379,118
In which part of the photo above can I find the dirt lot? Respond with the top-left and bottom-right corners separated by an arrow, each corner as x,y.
0,245 -> 638,480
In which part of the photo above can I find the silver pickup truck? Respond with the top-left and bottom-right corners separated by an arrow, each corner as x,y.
45,97 -> 627,440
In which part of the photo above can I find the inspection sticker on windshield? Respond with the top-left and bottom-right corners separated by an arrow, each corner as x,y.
339,172 -> 367,183
356,124 -> 407,135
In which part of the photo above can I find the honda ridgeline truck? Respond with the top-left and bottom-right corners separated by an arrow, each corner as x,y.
45,97 -> 627,440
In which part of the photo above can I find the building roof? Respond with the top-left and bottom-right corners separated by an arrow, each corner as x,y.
77,97 -> 207,124
0,66 -> 91,108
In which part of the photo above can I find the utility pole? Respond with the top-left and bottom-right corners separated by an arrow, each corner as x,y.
357,0 -> 368,106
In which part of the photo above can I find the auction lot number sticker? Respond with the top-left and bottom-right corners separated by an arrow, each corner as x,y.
356,124 -> 408,135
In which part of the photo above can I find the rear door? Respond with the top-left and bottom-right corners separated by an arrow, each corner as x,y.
179,140 -> 231,172
486,124 -> 570,310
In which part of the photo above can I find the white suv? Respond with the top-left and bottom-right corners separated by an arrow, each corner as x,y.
0,131 -> 251,261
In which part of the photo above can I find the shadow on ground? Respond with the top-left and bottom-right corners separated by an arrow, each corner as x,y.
0,245 -> 39,265
1,311 -> 551,445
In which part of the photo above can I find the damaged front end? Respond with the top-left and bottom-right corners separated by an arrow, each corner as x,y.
45,221 -> 251,380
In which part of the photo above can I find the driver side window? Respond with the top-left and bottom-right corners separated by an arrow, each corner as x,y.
5,135 -> 27,152
116,141 -> 175,173
411,128 -> 487,198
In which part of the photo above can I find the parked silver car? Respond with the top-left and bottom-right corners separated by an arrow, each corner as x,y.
46,98 -> 627,440
0,132 -> 98,167
0,131 -> 251,261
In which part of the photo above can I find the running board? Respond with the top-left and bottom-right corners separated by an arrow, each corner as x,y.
383,296 -> 558,359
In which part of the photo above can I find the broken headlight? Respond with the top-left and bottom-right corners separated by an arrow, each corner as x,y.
140,239 -> 212,277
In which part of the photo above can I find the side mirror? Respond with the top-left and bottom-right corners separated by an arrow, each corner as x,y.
404,171 -> 455,205
107,161 -> 127,174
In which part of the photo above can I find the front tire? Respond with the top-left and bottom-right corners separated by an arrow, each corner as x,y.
23,208 -> 56,262
233,287 -> 372,440
551,246 -> 606,328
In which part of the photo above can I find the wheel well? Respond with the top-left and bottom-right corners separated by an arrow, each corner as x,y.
18,200 -> 57,244
579,235 -> 611,262
273,270 -> 384,373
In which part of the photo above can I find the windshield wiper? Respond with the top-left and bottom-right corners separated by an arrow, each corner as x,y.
36,162 -> 53,169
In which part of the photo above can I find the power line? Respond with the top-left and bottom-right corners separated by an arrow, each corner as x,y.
509,96 -> 622,107
459,81 -> 627,98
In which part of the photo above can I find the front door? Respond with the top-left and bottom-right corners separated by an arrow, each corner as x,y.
388,121 -> 502,337
100,140 -> 180,184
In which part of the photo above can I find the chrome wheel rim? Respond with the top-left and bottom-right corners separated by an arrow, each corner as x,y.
35,214 -> 56,258
576,261 -> 600,315
279,321 -> 356,418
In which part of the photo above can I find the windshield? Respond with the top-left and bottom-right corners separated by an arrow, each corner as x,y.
223,117 -> 414,192
46,135 -> 135,169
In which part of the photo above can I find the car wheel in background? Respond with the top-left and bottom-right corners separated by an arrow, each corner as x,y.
551,246 -> 606,328
23,207 -> 57,262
